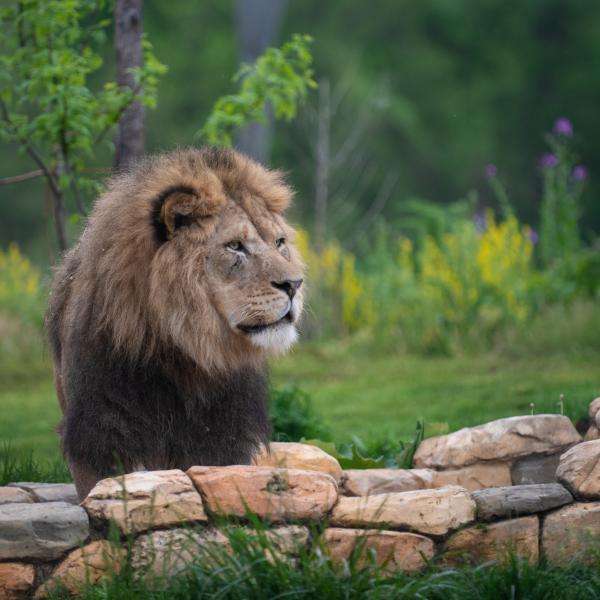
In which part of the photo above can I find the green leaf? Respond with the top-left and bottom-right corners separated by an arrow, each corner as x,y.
302,439 -> 386,469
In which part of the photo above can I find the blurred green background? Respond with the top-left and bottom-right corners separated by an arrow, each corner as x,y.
0,0 -> 599,467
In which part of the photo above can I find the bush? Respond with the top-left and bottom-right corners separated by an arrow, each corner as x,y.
269,384 -> 331,442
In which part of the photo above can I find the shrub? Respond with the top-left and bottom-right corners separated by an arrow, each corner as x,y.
269,384 -> 331,442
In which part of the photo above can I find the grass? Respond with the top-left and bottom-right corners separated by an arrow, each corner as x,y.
273,340 -> 600,441
1,342 -> 599,467
43,525 -> 600,600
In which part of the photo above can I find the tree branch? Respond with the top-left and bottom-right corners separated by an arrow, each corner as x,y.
0,169 -> 44,185
0,98 -> 62,199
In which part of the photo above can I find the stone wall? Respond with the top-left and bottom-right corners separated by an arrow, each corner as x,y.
2,399 -> 600,599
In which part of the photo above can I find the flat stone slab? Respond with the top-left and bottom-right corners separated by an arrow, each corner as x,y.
472,483 -> 573,520
187,466 -> 338,522
0,486 -> 35,505
445,516 -> 539,565
256,442 -> 343,482
341,469 -> 432,496
0,562 -> 36,600
0,501 -> 89,560
556,440 -> 600,499
9,482 -> 78,504
510,453 -> 561,485
542,502 -> 600,563
414,415 -> 581,469
330,486 -> 476,536
431,462 -> 512,491
82,470 -> 207,534
323,527 -> 434,573
34,540 -> 125,599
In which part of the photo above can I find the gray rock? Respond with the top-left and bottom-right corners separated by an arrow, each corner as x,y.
8,482 -> 78,504
0,501 -> 89,560
472,483 -> 573,521
511,453 -> 561,485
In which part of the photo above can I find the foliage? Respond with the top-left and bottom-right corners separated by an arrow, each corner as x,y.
305,420 -> 424,469
0,243 -> 46,363
0,0 -> 166,246
0,243 -> 44,326
298,209 -> 537,354
199,34 -> 316,146
269,384 -> 331,442
539,121 -> 586,266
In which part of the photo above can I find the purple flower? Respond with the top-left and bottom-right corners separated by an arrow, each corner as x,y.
473,211 -> 487,233
526,228 -> 539,245
540,153 -> 559,169
553,117 -> 573,137
484,163 -> 497,178
572,165 -> 588,181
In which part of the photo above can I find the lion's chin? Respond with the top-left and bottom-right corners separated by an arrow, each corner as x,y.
247,322 -> 298,354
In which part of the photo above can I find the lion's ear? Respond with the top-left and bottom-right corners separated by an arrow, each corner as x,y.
156,186 -> 221,241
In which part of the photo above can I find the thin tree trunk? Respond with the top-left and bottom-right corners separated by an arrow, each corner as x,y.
314,79 -> 330,249
50,188 -> 68,252
235,0 -> 288,162
114,0 -> 144,169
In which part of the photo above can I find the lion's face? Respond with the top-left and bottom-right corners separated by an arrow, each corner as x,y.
205,202 -> 304,353
141,150 -> 305,370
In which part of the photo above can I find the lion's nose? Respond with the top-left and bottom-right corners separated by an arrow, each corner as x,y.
271,279 -> 303,299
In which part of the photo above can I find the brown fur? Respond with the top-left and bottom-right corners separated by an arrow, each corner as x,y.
46,147 -> 305,498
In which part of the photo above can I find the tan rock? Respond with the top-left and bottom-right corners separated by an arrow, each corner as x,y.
584,425 -> 599,441
330,486 -> 476,536
256,443 -> 342,482
341,469 -> 432,496
589,397 -> 600,422
132,528 -> 229,578
431,462 -> 512,491
262,525 -> 310,560
323,528 -> 434,573
132,525 -> 309,577
82,470 -> 207,534
557,440 -> 600,499
414,415 -> 581,469
0,486 -> 34,505
34,541 -> 124,599
341,463 -> 511,497
0,563 -> 35,600
444,516 -> 539,565
188,466 -> 337,521
542,502 -> 600,563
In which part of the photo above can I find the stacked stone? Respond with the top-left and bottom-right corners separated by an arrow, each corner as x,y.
2,402 -> 600,598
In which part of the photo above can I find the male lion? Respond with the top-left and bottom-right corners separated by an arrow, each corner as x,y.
46,148 -> 305,499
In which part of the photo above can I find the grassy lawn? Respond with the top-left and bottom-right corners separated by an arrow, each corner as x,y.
1,343 -> 598,460
272,341 -> 600,442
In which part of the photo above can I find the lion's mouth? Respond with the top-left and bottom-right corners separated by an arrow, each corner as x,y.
238,310 -> 294,335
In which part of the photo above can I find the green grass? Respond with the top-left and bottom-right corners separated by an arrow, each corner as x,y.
1,343 -> 599,466
273,341 -> 600,441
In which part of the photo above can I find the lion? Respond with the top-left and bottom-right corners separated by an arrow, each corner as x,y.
46,147 -> 305,499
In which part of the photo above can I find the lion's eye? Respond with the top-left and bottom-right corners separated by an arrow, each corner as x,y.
226,240 -> 247,254
276,238 -> 286,249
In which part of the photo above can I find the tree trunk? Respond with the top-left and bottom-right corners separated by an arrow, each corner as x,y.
114,0 -> 144,169
50,187 -> 68,253
235,0 -> 288,163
